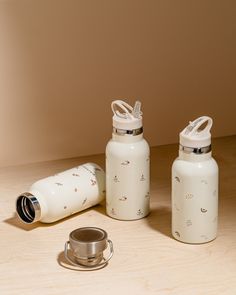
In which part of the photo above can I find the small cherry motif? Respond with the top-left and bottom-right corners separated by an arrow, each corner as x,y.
90,179 -> 97,186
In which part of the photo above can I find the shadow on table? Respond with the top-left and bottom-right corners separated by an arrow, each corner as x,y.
146,206 -> 172,238
4,214 -> 41,231
57,250 -> 107,271
4,204 -> 106,232
93,200 -> 106,216
57,251 -> 71,269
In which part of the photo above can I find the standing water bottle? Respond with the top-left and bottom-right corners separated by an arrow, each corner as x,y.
172,116 -> 218,244
106,100 -> 150,220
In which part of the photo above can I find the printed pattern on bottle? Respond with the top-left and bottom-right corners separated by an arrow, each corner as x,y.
38,164 -> 105,222
172,173 -> 218,244
106,152 -> 150,220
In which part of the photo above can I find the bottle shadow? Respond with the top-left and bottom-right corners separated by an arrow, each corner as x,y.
4,214 -> 41,231
3,204 -> 105,232
146,206 -> 172,238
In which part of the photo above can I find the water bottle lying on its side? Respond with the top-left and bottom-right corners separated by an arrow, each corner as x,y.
16,163 -> 105,223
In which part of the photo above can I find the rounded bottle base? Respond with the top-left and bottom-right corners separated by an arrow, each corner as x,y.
172,233 -> 217,244
106,211 -> 150,221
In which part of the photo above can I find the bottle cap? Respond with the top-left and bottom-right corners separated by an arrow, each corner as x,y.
180,116 -> 213,149
63,227 -> 114,270
111,100 -> 143,131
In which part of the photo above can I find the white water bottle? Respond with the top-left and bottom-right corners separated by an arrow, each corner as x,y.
106,100 -> 150,220
16,163 -> 105,223
172,116 -> 218,244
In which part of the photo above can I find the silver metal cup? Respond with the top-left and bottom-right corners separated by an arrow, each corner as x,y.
64,227 -> 113,270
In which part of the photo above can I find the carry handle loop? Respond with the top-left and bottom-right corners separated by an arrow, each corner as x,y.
111,100 -> 133,119
185,116 -> 213,136
63,239 -> 114,271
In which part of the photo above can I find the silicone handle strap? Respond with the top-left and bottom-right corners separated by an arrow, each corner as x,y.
111,100 -> 133,119
185,116 -> 213,135
63,240 -> 114,271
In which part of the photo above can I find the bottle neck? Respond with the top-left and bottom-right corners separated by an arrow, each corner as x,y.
179,150 -> 212,162
112,132 -> 143,143
112,126 -> 144,143
16,192 -> 42,223
16,190 -> 47,224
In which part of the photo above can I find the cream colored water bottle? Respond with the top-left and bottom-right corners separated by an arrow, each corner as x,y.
16,163 -> 105,223
106,100 -> 150,220
172,116 -> 218,244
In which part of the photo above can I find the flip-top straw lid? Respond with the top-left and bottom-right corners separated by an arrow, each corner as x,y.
180,116 -> 213,148
111,100 -> 143,130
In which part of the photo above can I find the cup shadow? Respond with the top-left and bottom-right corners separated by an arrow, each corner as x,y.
57,251 -> 69,268
146,206 -> 172,238
57,250 -> 107,271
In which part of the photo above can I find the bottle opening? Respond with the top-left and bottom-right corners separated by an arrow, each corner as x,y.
16,194 -> 39,223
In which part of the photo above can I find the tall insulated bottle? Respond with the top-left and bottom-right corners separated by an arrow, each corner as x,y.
106,100 -> 150,220
172,116 -> 218,244
16,163 -> 105,223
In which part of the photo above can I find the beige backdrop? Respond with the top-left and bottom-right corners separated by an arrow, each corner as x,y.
0,0 -> 236,167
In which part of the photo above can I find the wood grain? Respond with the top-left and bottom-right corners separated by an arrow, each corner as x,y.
0,136 -> 236,295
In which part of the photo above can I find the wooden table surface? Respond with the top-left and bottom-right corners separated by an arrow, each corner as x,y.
1,136 -> 236,295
